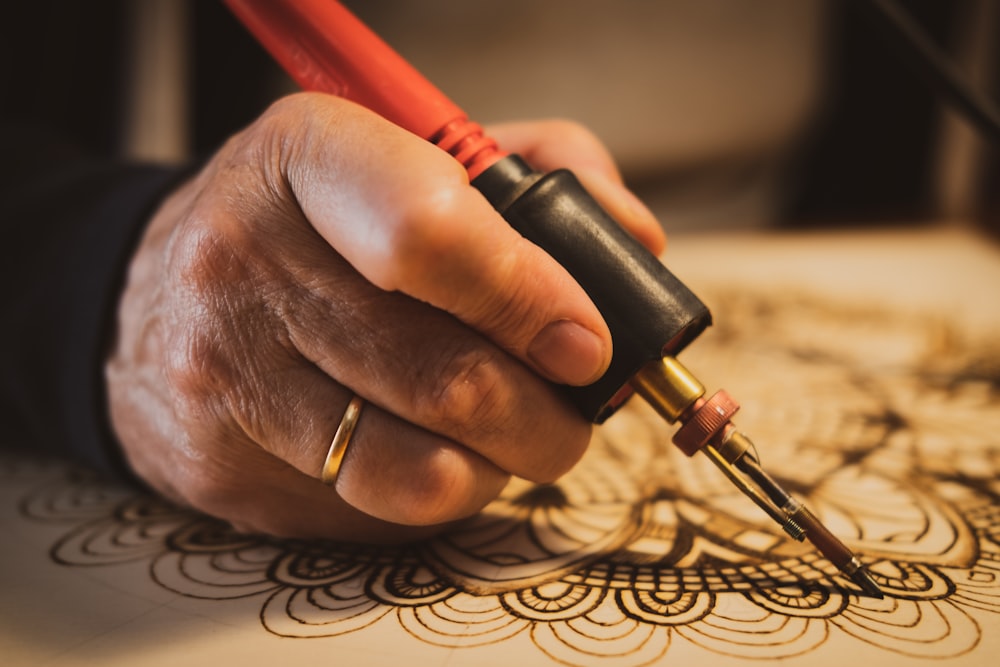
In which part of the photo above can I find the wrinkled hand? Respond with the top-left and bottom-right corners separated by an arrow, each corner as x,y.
106,92 -> 664,542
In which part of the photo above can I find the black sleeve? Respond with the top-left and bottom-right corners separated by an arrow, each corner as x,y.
0,122 -> 187,477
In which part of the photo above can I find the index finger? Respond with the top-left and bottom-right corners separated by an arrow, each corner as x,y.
274,93 -> 613,387
488,119 -> 667,255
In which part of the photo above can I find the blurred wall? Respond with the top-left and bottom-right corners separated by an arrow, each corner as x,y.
7,1 -> 992,234
346,0 -> 830,231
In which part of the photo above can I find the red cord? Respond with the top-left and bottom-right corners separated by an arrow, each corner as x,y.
224,0 -> 507,178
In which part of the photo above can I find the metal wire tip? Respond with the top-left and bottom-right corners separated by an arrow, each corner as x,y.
626,359 -> 888,601
850,566 -> 885,599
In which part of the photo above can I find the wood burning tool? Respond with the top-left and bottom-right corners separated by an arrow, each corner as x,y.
224,0 -> 884,598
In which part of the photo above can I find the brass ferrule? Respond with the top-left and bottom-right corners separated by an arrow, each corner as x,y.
629,356 -> 705,423
716,429 -> 752,464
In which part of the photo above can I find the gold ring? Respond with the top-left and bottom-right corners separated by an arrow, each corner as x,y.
321,395 -> 365,486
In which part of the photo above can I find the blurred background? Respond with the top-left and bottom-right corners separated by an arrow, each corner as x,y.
4,0 -> 998,235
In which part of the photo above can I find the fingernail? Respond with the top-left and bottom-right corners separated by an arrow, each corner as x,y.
528,320 -> 608,385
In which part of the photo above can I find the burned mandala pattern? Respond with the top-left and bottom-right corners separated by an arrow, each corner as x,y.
14,291 -> 1000,665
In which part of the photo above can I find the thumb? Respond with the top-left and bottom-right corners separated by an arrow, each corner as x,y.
271,93 -> 614,386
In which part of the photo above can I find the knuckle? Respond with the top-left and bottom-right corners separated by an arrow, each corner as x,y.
250,93 -> 325,149
418,348 -> 511,439
161,228 -> 262,417
260,91 -> 312,120
163,323 -> 278,458
163,323 -> 233,409
261,91 -> 336,125
366,165 -> 469,289
170,217 -> 250,294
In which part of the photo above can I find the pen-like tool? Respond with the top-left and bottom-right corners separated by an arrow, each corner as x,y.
224,0 -> 884,599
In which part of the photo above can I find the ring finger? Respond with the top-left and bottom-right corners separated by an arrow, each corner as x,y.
236,359 -> 510,527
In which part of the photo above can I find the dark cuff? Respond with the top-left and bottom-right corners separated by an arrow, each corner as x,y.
0,154 -> 189,478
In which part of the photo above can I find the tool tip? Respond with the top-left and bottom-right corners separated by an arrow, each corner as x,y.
850,567 -> 885,599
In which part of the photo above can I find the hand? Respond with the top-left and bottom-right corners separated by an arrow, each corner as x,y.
105,92 -> 664,542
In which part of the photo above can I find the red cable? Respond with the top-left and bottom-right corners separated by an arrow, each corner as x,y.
223,0 -> 507,179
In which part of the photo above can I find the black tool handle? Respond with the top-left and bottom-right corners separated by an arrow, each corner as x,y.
473,155 -> 712,422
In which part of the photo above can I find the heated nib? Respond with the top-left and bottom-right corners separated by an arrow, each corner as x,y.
848,563 -> 885,599
626,357 -> 886,600
791,504 -> 886,599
